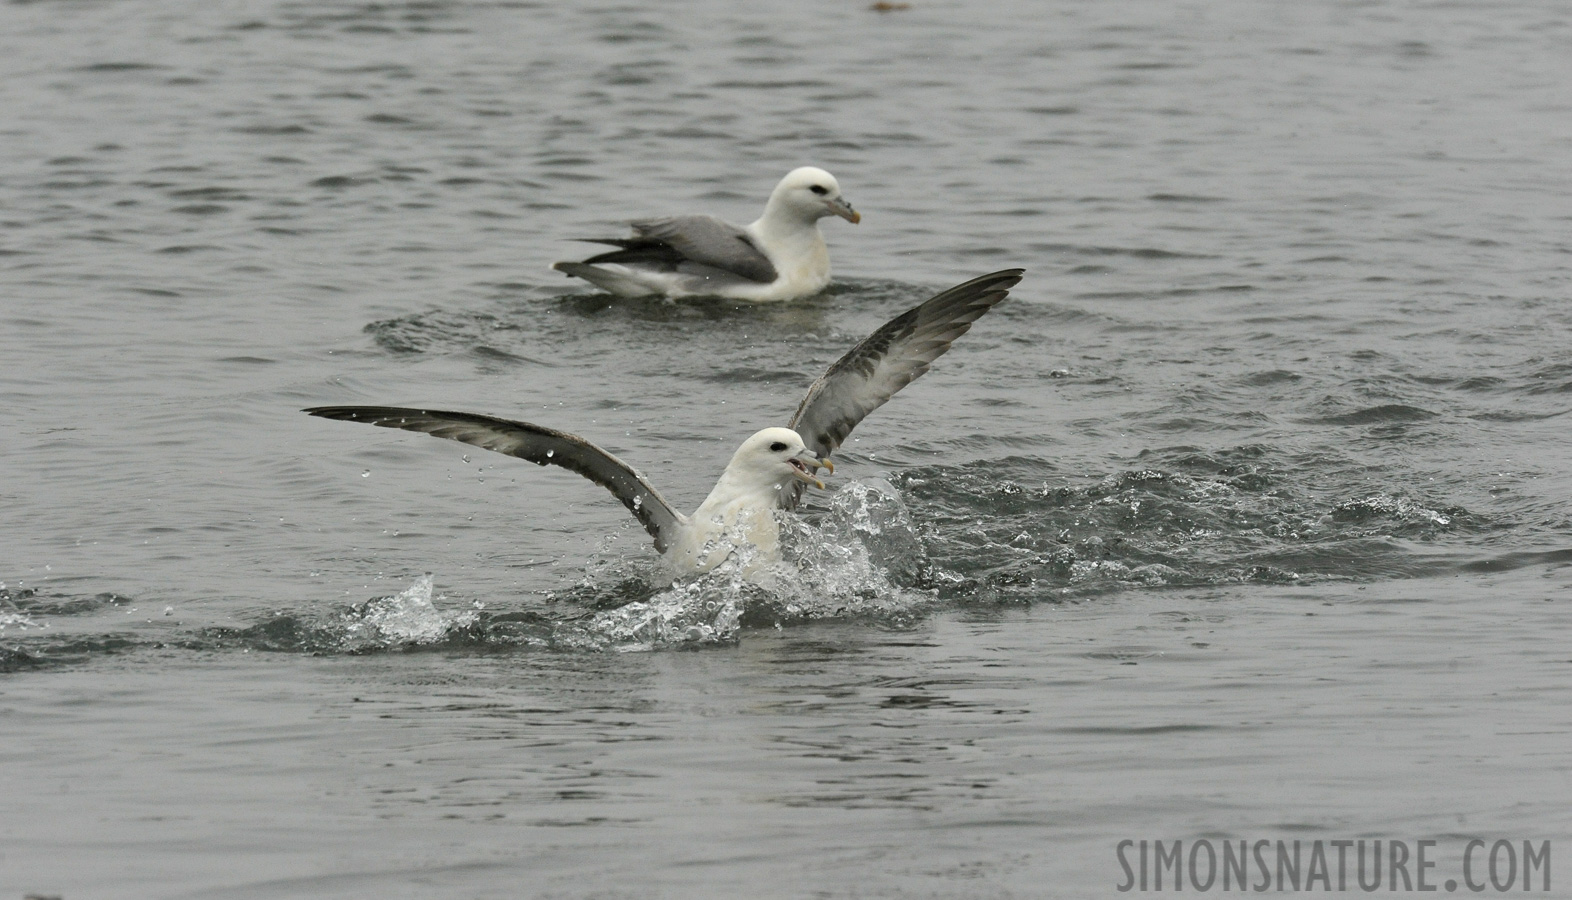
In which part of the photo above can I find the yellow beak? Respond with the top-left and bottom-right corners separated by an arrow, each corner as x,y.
828,198 -> 860,224
790,451 -> 833,490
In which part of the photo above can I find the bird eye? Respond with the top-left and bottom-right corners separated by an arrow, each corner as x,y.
769,441 -> 788,452
808,185 -> 828,195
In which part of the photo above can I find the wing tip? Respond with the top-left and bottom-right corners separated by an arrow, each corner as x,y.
304,405 -> 430,425
978,267 -> 1026,292
967,268 -> 1026,298
957,268 -> 1025,312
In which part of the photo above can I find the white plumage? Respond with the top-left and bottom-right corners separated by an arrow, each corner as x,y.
551,167 -> 860,302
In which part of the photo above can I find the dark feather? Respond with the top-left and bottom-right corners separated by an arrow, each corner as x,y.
304,406 -> 683,552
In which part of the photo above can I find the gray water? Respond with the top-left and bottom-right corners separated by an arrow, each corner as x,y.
3,0 -> 1571,896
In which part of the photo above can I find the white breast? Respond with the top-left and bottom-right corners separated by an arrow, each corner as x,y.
665,484 -> 786,576
732,221 -> 831,302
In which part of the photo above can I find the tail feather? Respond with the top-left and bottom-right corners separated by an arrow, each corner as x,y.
551,261 -> 663,298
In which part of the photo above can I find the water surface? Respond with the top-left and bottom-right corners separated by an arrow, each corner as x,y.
3,0 -> 1571,896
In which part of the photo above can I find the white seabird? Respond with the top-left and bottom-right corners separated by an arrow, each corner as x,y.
550,166 -> 860,302
306,268 -> 1023,577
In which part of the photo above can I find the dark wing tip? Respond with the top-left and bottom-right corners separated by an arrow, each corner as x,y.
909,268 -> 1024,329
944,268 -> 1025,303
302,405 -> 683,551
950,268 -> 1024,306
304,405 -> 402,421
304,405 -> 352,418
940,268 -> 1024,293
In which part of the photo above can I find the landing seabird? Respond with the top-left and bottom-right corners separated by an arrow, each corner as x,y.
551,167 -> 860,302
306,268 -> 1023,577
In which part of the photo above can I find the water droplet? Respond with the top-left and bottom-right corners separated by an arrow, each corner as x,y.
462,454 -> 471,463
361,469 -> 371,478
546,449 -> 554,458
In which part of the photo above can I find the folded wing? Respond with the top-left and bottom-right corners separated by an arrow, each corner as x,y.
783,268 -> 1024,506
303,406 -> 685,552
575,215 -> 778,285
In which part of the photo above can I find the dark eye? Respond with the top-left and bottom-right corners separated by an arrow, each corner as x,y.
769,441 -> 788,452
808,185 -> 828,195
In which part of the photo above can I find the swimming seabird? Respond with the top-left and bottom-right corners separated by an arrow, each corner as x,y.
306,268 -> 1023,577
551,167 -> 860,302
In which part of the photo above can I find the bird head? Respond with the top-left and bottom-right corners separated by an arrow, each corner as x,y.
768,167 -> 860,224
730,427 -> 835,492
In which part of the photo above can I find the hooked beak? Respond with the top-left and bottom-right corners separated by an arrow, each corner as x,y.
788,450 -> 835,490
826,196 -> 860,224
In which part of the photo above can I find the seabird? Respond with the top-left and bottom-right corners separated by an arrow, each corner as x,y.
306,268 -> 1023,578
551,167 -> 860,302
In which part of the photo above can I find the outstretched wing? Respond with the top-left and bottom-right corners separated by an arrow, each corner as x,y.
304,406 -> 685,552
578,215 -> 778,284
786,269 -> 1024,497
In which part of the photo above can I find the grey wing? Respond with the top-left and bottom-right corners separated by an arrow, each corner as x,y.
580,215 -> 777,284
304,406 -> 685,552
783,269 -> 1024,506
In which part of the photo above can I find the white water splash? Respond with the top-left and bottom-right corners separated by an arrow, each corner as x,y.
341,574 -> 477,647
1333,492 -> 1454,527
572,479 -> 932,650
575,576 -> 751,652
0,611 -> 44,633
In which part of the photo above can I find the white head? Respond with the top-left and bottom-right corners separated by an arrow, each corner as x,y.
764,167 -> 860,225
725,427 -> 835,493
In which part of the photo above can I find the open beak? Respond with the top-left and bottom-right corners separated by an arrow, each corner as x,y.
789,450 -> 834,490
826,197 -> 860,224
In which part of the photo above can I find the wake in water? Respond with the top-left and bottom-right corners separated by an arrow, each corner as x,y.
183,457 -> 1488,656
898,447 -> 1483,601
1,453 -> 1499,671
0,480 -> 934,669
192,478 -> 939,657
